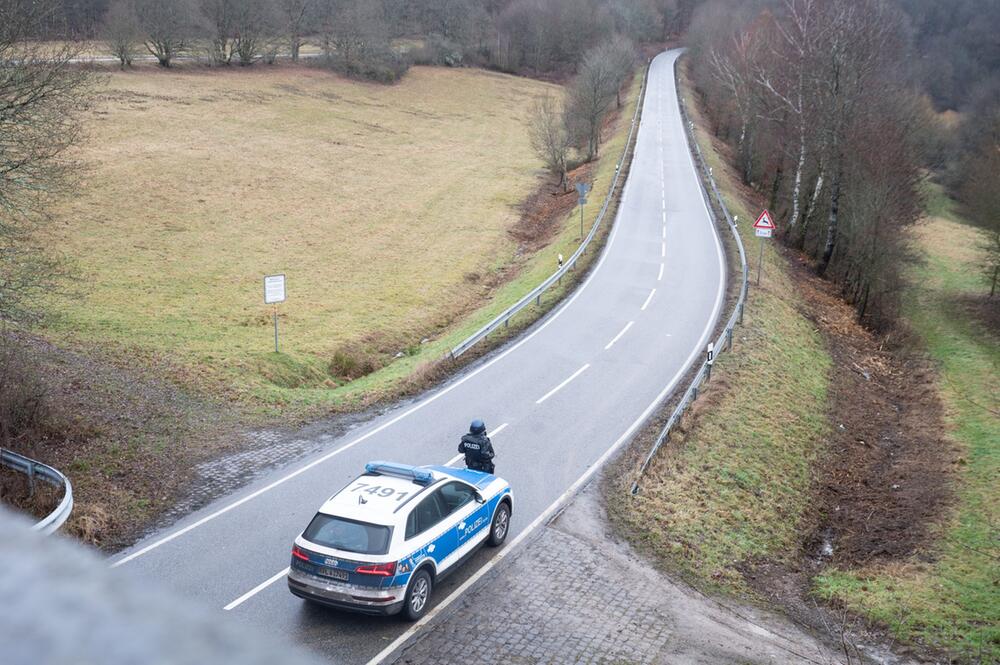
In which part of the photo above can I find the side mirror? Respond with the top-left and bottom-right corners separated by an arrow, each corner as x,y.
474,492 -> 486,505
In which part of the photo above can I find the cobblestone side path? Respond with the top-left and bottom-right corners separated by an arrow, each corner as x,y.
392,485 -> 851,665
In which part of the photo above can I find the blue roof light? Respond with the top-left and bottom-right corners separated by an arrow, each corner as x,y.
364,461 -> 435,486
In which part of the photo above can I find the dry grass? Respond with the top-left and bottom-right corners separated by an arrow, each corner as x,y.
43,65 -> 558,407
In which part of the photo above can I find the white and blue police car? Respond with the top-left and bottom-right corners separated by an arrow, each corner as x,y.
287,461 -> 513,620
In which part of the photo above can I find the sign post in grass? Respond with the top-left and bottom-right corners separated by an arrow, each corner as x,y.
264,274 -> 286,353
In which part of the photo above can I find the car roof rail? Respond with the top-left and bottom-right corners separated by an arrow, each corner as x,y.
364,461 -> 435,486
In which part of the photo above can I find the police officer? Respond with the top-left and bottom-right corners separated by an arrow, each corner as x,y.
458,419 -> 495,473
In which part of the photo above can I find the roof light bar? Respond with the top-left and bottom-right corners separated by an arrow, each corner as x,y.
364,461 -> 435,486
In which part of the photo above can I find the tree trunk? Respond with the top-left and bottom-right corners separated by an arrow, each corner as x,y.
818,168 -> 842,276
769,165 -> 783,212
799,169 -> 825,249
291,38 -> 300,62
991,264 -> 998,298
788,128 -> 806,228
738,117 -> 752,185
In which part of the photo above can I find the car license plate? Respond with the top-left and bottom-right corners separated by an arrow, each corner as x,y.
320,567 -> 348,581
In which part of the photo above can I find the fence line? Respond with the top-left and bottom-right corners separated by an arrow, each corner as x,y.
630,55 -> 750,495
449,63 -> 650,360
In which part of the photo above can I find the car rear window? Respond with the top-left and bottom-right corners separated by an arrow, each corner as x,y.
303,513 -> 392,555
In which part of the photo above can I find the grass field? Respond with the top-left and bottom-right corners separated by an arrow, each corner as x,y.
44,65 -> 561,410
814,207 -> 1000,661
607,64 -> 832,593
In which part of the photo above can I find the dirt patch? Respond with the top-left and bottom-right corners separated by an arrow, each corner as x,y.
779,249 -> 959,567
508,162 -> 595,250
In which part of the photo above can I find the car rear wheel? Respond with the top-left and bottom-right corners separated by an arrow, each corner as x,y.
488,502 -> 510,547
402,569 -> 432,621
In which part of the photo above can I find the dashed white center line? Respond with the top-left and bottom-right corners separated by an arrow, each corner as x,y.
657,264 -> 664,281
535,364 -> 590,405
662,211 -> 667,223
662,226 -> 666,239
224,567 -> 289,611
604,321 -> 634,350
641,288 -> 657,311
661,242 -> 666,257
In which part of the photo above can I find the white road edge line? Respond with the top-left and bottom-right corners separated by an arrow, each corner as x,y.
657,264 -> 664,281
641,288 -> 656,311
227,422 -> 514,611
111,186 -> 631,568
535,364 -> 590,405
365,270 -> 724,665
604,321 -> 634,350
224,567 -> 289,611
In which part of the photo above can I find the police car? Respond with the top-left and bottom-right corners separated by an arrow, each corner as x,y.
287,461 -> 513,620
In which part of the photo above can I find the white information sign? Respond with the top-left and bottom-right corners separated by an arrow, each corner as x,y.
755,228 -> 773,238
264,274 -> 286,304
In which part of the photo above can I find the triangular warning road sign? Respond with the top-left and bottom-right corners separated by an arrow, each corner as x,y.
753,209 -> 776,230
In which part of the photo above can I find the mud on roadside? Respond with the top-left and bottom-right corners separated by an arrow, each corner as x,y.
743,246 -> 961,661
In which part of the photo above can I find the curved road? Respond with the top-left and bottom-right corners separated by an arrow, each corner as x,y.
111,49 -> 725,664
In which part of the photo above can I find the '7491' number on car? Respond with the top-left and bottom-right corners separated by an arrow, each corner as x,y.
349,482 -> 410,502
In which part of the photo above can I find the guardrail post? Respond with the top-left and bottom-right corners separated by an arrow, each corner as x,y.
27,460 -> 35,498
738,301 -> 744,325
535,295 -> 541,307
726,327 -> 733,351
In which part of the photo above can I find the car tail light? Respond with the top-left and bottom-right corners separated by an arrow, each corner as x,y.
355,561 -> 396,577
291,545 -> 310,562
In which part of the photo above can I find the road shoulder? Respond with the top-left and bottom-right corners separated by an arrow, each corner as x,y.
390,481 -> 847,665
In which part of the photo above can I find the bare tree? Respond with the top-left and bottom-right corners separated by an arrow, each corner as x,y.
0,0 -> 94,326
709,26 -> 760,185
200,0 -> 236,65
135,0 -> 196,67
277,0 -> 315,62
565,43 -> 619,161
754,0 -> 825,234
602,34 -> 637,109
528,93 -> 571,191
102,0 -> 142,68
233,0 -> 279,65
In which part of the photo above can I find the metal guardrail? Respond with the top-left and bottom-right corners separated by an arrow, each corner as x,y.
1,448 -> 74,534
449,63 -> 650,360
630,55 -> 750,495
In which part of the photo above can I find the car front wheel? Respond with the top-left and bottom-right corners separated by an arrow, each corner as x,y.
402,569 -> 432,621
488,502 -> 511,547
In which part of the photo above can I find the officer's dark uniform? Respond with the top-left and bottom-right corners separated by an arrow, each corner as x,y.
458,429 -> 495,474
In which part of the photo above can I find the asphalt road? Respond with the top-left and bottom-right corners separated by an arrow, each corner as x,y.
110,49 -> 726,665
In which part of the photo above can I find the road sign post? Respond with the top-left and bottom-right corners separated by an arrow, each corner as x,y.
752,210 -> 776,286
264,274 -> 286,353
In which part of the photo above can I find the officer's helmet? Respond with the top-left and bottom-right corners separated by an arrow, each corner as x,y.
469,419 -> 486,435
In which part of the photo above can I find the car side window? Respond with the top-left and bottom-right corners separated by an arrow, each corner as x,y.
406,492 -> 446,540
438,482 -> 476,516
